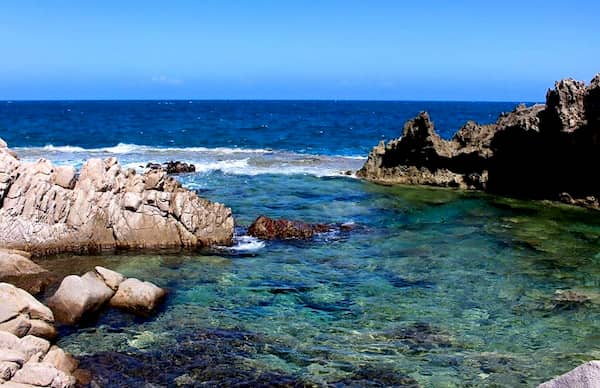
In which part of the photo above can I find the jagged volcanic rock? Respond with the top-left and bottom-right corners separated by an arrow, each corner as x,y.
358,74 -> 600,209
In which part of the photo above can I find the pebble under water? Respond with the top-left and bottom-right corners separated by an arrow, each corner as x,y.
35,172 -> 600,387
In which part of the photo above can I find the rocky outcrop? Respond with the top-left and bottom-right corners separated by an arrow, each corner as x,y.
0,283 -> 56,339
0,144 -> 234,256
358,74 -> 600,209
247,215 -> 331,240
538,360 -> 600,387
48,267 -> 165,325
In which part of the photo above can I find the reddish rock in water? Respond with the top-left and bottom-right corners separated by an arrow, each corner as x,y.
247,216 -> 330,240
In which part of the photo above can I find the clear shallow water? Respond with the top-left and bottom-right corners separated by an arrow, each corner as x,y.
3,101 -> 599,386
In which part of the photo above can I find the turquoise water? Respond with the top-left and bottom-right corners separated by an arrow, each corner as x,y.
37,173 -> 600,387
5,100 -> 598,386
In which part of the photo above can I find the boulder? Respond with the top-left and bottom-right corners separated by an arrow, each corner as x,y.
94,266 -> 124,291
538,360 -> 600,388
0,147 -> 234,256
11,362 -> 74,387
0,249 -> 53,294
47,272 -> 114,325
42,346 -> 79,374
109,278 -> 166,315
247,215 -> 330,240
0,283 -> 56,339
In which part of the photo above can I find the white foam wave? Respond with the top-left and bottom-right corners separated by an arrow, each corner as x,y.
19,143 -> 272,155
228,235 -> 265,252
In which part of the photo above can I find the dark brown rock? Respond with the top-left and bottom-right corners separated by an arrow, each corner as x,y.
164,161 -> 196,174
247,215 -> 330,240
358,73 -> 600,210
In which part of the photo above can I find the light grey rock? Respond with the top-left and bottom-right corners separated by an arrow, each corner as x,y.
538,360 -> 600,388
94,266 -> 125,291
109,278 -> 166,315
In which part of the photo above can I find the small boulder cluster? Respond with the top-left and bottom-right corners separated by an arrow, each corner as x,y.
48,266 -> 166,325
0,283 -> 80,387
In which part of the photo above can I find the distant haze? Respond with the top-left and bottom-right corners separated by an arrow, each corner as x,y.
1,0 -> 598,101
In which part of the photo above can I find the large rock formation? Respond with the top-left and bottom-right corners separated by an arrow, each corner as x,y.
0,142 -> 234,255
0,249 -> 53,295
357,74 -> 600,209
0,283 -> 56,340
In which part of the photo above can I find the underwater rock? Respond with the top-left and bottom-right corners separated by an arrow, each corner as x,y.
0,144 -> 234,256
248,215 -> 331,240
551,289 -> 592,310
538,360 -> 600,388
358,74 -> 600,210
380,322 -> 453,354
333,365 -> 419,387
0,283 -> 56,340
78,328 -> 305,387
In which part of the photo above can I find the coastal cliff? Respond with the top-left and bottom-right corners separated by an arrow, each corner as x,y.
0,140 -> 234,256
357,74 -> 600,209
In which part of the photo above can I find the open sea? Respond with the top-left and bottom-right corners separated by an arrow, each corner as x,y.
2,100 -> 600,387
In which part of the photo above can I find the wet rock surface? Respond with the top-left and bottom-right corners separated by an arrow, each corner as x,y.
248,215 -> 331,240
358,74 -> 600,210
146,161 -> 196,174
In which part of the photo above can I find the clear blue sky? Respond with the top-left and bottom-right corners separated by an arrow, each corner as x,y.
1,0 -> 598,101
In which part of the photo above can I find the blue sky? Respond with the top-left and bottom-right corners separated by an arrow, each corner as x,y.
1,0 -> 598,101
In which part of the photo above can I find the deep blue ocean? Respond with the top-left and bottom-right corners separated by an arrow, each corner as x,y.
3,100 -> 600,387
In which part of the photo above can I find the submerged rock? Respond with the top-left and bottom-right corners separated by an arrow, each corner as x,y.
538,360 -> 600,388
358,74 -> 600,210
248,215 -> 331,240
551,289 -> 592,310
0,145 -> 234,257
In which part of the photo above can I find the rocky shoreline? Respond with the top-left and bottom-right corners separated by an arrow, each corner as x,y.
358,74 -> 600,210
0,140 -> 234,256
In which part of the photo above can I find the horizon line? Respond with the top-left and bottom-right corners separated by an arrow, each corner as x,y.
1,98 -> 542,104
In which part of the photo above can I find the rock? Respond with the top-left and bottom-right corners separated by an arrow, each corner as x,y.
0,283 -> 56,339
109,278 -> 166,315
94,266 -> 124,291
11,362 -> 74,387
164,161 -> 196,174
47,272 -> 115,325
52,166 -> 76,189
0,148 -> 234,256
551,289 -> 591,310
18,335 -> 50,360
358,74 -> 600,210
0,249 -> 53,294
247,215 -> 330,240
538,360 -> 600,388
42,346 -> 79,374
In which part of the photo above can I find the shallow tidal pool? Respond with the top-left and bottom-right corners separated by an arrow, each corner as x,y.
38,173 -> 600,387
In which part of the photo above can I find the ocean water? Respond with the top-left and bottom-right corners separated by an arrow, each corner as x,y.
2,101 -> 600,387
